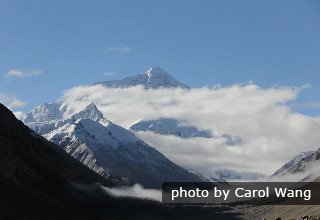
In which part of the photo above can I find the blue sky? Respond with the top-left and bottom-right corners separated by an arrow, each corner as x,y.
0,0 -> 319,115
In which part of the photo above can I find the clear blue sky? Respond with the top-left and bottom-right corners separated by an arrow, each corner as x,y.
0,0 -> 319,115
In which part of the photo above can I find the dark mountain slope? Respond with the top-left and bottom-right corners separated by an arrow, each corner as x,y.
0,103 -> 116,219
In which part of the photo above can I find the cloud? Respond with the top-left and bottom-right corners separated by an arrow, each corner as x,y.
60,84 -> 320,177
0,93 -> 27,109
5,68 -> 42,78
102,184 -> 161,202
106,46 -> 132,54
101,72 -> 116,77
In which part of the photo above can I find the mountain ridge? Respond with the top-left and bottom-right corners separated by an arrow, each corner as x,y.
24,103 -> 202,187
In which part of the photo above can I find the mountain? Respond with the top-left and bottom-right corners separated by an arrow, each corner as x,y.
0,103 -> 241,220
272,151 -> 315,177
93,67 -> 190,89
24,103 -> 201,188
130,118 -> 212,138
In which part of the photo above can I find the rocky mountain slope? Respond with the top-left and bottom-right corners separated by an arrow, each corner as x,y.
273,149 -> 320,177
272,151 -> 315,177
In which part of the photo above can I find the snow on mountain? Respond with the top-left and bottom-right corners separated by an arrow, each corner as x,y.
130,118 -> 212,138
93,67 -> 190,89
272,151 -> 315,177
71,103 -> 105,122
24,103 -> 201,188
24,102 -> 101,136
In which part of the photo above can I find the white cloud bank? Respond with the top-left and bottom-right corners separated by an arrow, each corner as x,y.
106,46 -> 132,54
0,93 -> 27,109
5,68 -> 42,78
60,84 -> 320,176
102,184 -> 161,202
101,72 -> 116,76
0,93 -> 27,119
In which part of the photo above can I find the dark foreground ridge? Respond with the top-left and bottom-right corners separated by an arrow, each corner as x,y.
0,103 -> 241,219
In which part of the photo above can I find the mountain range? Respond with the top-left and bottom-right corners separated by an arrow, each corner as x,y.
0,103 -> 241,219
3,65 -> 318,218
22,67 -> 262,184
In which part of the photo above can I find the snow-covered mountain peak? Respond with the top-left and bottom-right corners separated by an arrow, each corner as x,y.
146,67 -> 170,77
92,67 -> 190,89
84,103 -> 99,111
71,103 -> 105,122
23,102 -> 65,123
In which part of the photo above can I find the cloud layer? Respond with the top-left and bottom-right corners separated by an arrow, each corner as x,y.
5,68 -> 42,78
60,84 -> 320,176
102,184 -> 161,202
0,93 -> 27,119
0,93 -> 27,109
106,46 -> 132,54
101,72 -> 116,76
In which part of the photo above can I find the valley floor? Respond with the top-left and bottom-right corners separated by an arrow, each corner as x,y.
232,205 -> 320,220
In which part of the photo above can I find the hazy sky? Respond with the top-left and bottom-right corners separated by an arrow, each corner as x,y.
0,0 -> 319,115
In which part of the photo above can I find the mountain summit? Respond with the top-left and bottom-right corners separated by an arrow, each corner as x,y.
93,67 -> 190,89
